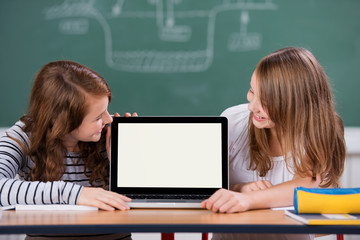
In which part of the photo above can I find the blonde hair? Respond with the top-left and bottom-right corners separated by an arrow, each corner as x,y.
21,60 -> 112,186
248,47 -> 346,187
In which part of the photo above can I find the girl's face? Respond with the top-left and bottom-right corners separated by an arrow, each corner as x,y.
64,95 -> 112,151
247,71 -> 275,130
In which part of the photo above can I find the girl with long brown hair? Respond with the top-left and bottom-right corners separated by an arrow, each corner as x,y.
202,47 -> 346,240
0,60 -> 135,239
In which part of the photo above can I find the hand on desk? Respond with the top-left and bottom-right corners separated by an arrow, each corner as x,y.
201,189 -> 251,213
78,187 -> 131,211
203,177 -> 319,213
202,181 -> 273,213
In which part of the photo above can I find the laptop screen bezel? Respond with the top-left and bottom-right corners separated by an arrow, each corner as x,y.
110,116 -> 228,195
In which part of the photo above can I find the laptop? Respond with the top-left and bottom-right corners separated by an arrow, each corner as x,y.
110,116 -> 228,208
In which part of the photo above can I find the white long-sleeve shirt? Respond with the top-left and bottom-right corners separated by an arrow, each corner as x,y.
222,104 -> 295,186
0,121 -> 108,207
212,104 -> 312,240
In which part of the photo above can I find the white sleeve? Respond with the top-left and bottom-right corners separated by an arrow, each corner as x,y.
221,104 -> 251,157
221,104 -> 253,185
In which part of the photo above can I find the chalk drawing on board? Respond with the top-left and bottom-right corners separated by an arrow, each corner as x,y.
59,19 -> 89,34
44,0 -> 276,73
227,11 -> 261,52
153,0 -> 192,42
112,0 -> 125,16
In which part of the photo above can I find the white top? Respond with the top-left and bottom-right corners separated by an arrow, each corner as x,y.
221,104 -> 294,186
213,104 -> 312,240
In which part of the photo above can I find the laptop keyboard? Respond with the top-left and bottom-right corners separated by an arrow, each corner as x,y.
125,194 -> 210,200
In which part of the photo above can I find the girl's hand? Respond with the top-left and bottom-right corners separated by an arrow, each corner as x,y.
123,112 -> 138,117
201,188 -> 251,213
78,187 -> 131,211
106,112 -> 138,160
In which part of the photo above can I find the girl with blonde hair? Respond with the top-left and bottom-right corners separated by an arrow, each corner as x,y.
202,47 -> 346,240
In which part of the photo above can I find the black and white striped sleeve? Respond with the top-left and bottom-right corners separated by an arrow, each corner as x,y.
0,178 -> 83,206
0,123 -> 27,179
0,122 -> 83,206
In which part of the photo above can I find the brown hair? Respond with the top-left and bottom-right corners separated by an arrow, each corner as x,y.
248,47 -> 346,187
20,60 -> 112,186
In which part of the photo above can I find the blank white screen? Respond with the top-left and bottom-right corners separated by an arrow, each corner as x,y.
117,123 -> 222,188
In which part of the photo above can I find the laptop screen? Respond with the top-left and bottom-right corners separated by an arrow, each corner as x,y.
110,117 -> 228,195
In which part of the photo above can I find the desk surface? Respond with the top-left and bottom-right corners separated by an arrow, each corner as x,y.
0,209 -> 359,235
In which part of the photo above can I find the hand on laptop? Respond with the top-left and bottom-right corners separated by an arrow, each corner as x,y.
201,189 -> 251,213
106,112 -> 138,161
78,186 -> 131,211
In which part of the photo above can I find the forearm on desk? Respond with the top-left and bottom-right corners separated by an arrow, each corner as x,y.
0,178 -> 82,206
229,183 -> 245,192
245,176 -> 320,209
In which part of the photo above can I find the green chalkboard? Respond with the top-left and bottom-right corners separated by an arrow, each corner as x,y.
1,0 -> 360,126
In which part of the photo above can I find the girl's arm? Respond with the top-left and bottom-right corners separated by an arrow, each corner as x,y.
230,180 -> 273,192
0,178 -> 82,206
0,123 -> 81,206
1,122 -> 131,210
202,174 -> 321,213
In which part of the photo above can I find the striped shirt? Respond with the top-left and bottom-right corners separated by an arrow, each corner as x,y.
0,121 -> 109,207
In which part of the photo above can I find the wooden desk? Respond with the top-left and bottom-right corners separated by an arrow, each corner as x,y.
0,209 -> 359,235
